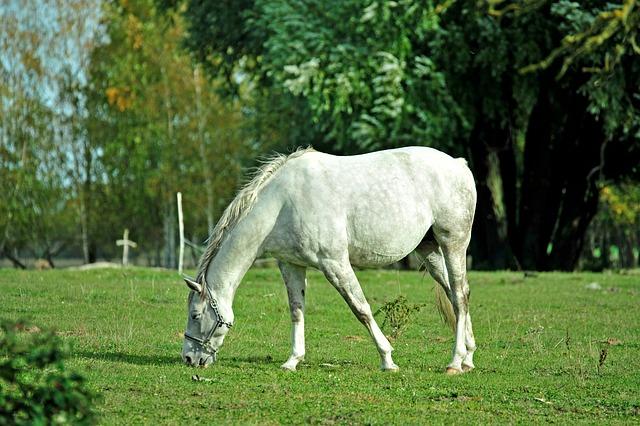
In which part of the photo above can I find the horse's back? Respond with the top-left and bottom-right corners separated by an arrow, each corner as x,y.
281,146 -> 474,217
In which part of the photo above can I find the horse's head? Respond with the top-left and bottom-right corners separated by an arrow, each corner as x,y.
181,276 -> 232,367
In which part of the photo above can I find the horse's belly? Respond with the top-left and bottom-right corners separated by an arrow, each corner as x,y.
347,246 -> 409,268
346,203 -> 432,268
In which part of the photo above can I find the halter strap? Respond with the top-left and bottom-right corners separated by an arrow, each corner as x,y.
184,277 -> 233,354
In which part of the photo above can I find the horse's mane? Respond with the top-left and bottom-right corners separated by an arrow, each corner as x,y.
196,147 -> 314,282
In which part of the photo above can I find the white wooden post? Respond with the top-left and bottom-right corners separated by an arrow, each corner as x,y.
177,192 -> 185,274
116,229 -> 137,267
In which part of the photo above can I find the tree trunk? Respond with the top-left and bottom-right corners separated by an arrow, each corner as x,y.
0,246 -> 26,269
163,201 -> 176,268
468,128 -> 514,270
544,105 -> 603,270
80,197 -> 91,264
72,124 -> 94,265
497,144 -> 519,263
161,66 -> 177,269
516,74 -> 606,271
194,67 -> 216,233
83,139 -> 95,263
619,228 -> 635,269
517,82 -> 562,269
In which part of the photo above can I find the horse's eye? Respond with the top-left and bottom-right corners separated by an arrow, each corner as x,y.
191,313 -> 202,320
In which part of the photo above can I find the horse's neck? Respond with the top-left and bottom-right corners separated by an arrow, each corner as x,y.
204,203 -> 276,317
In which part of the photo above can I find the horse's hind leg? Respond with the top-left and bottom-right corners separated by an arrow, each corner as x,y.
462,305 -> 476,371
319,258 -> 399,372
417,236 -> 452,297
431,227 -> 474,375
418,238 -> 476,373
278,261 -> 307,371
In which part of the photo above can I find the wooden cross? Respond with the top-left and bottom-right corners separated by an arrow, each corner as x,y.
116,229 -> 137,267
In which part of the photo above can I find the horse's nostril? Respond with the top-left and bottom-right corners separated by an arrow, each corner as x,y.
199,357 -> 206,366
185,355 -> 193,365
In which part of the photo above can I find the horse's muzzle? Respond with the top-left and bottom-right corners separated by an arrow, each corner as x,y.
182,352 -> 216,368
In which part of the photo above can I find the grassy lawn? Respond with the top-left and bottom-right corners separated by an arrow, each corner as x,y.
1,267 -> 639,424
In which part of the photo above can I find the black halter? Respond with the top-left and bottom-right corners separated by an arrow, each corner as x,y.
184,281 -> 233,354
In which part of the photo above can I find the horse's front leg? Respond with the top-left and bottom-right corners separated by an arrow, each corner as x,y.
278,261 -> 307,371
320,258 -> 399,372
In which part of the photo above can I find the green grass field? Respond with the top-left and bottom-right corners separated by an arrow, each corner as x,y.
1,267 -> 639,424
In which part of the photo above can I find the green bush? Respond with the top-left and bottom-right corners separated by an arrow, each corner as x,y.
374,296 -> 425,339
0,320 -> 98,425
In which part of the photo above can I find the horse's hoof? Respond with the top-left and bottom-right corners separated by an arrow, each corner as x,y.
462,364 -> 474,372
445,367 -> 463,375
381,364 -> 400,373
280,363 -> 297,372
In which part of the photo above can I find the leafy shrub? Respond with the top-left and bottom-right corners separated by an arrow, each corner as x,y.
374,296 -> 425,339
0,320 -> 98,425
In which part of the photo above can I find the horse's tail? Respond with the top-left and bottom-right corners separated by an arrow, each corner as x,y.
434,283 -> 456,332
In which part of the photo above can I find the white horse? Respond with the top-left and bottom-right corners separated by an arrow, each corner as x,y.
182,146 -> 476,374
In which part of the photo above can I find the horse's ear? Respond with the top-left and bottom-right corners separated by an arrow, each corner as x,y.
183,275 -> 202,293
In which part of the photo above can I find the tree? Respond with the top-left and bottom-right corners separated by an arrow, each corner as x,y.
84,0 -> 250,266
177,0 -> 640,270
435,0 -> 639,270
0,0 -> 100,267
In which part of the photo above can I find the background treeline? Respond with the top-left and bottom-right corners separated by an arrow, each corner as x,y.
1,0 -> 638,270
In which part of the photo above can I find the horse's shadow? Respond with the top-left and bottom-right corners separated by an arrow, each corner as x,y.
73,351 -> 278,367
225,355 -> 277,366
73,350 -> 180,366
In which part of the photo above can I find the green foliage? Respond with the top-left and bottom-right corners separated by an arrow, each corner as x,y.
519,0 -> 640,139
582,182 -> 640,269
599,183 -> 640,226
0,320 -> 98,425
252,0 -> 467,151
82,0 -> 254,263
181,0 -> 468,153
